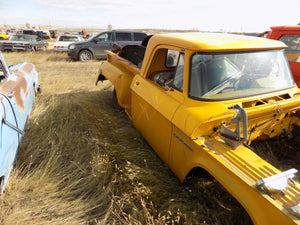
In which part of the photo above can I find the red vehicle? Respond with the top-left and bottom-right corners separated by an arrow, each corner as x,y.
266,25 -> 300,86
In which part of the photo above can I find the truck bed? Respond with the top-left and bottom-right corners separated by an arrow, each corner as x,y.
98,46 -> 146,113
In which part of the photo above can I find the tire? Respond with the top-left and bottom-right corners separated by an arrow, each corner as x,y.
113,89 -> 123,110
0,176 -> 5,193
79,50 -> 93,62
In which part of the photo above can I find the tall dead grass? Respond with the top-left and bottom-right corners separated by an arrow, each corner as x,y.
0,51 -> 253,224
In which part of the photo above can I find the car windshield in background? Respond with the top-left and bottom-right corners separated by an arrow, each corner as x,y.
279,35 -> 300,53
58,36 -> 79,42
189,50 -> 295,100
10,35 -> 36,42
278,34 -> 300,63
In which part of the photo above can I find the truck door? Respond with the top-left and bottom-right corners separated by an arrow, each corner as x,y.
130,50 -> 185,164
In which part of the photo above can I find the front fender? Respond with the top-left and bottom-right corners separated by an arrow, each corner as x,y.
174,136 -> 300,225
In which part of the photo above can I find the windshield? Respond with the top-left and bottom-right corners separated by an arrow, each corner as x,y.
58,36 -> 79,42
10,35 -> 36,42
189,50 -> 295,100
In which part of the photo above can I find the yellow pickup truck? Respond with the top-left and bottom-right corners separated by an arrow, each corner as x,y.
96,32 -> 300,225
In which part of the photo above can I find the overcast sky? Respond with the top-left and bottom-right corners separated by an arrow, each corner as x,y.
0,0 -> 299,32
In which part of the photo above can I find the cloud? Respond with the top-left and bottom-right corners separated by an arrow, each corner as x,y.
3,0 -> 299,32
30,0 -> 200,12
31,0 -> 142,10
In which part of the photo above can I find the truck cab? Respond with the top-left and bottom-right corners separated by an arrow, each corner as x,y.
97,33 -> 300,225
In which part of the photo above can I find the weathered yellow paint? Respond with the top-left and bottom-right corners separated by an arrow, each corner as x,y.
98,32 -> 300,224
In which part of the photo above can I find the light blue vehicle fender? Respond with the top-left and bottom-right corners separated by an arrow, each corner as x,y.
0,93 -> 20,192
0,52 -> 39,193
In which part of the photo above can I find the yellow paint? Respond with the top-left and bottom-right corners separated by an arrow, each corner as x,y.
98,32 -> 300,224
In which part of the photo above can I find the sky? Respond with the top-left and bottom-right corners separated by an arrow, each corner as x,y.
0,0 -> 299,33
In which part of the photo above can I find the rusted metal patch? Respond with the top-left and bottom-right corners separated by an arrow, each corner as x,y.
0,71 -> 28,111
20,63 -> 34,74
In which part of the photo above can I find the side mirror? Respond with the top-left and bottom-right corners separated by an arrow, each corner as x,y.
94,39 -> 98,43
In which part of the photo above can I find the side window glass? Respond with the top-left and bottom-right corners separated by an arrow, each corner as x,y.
148,48 -> 182,91
133,32 -> 147,41
116,32 -> 131,41
279,34 -> 300,62
172,53 -> 184,92
96,33 -> 112,42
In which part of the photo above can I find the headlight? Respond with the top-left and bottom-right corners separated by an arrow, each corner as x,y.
69,44 -> 76,49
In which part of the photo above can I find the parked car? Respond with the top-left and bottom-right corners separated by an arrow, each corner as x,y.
266,25 -> 300,86
22,30 -> 44,40
22,29 -> 36,35
53,34 -> 84,51
0,51 -> 40,193
0,34 -> 8,40
49,30 -> 57,38
97,33 -> 300,224
68,30 -> 147,62
78,29 -> 90,39
41,30 -> 51,39
0,34 -> 48,51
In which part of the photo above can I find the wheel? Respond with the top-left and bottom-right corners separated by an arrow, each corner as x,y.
234,74 -> 253,90
0,176 -> 5,193
79,50 -> 93,62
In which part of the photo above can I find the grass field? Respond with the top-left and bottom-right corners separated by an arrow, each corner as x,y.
1,44 -> 297,224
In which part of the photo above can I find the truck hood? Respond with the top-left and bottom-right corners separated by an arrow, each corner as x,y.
173,88 -> 300,140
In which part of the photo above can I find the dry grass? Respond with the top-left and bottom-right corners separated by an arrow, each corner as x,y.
0,49 -> 268,225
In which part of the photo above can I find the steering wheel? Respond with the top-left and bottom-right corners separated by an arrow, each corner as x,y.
234,74 -> 254,90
